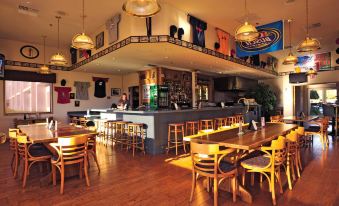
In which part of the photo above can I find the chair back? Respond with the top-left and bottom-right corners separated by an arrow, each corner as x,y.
270,136 -> 286,166
52,135 -> 88,163
190,141 -> 219,175
296,127 -> 304,136
286,131 -> 298,155
17,135 -> 30,158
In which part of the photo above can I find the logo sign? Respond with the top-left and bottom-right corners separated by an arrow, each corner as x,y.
296,52 -> 331,71
236,20 -> 284,57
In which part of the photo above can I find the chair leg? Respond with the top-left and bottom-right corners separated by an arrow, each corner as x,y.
213,177 -> 218,206
286,158 -> 293,190
276,169 -> 283,194
271,171 -> 276,205
175,128 -> 178,156
84,157 -> 90,187
250,173 -> 254,186
52,164 -> 56,186
22,160 -> 28,188
167,126 -> 170,155
297,150 -> 303,171
242,169 -> 246,186
79,161 -> 83,179
91,152 -> 101,173
60,165 -> 65,195
190,172 -> 196,202
232,176 -> 237,203
13,153 -> 19,179
295,156 -> 301,178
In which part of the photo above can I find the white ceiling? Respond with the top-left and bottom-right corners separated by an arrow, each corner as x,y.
75,42 -> 277,79
0,0 -> 338,75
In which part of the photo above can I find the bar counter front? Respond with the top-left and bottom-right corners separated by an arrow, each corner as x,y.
95,106 -> 260,155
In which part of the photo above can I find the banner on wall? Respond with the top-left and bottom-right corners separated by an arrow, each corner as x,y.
296,52 -> 331,71
236,20 -> 284,57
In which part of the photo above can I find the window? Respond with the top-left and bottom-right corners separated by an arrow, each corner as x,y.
5,80 -> 52,114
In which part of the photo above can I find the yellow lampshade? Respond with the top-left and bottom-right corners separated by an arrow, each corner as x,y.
39,65 -> 50,74
50,53 -> 67,66
295,67 -> 301,73
235,21 -> 259,42
297,37 -> 321,52
283,52 -> 298,65
71,33 -> 94,50
307,68 -> 317,75
123,0 -> 161,17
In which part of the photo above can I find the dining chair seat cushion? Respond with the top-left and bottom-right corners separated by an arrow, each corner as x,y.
29,145 -> 52,157
305,126 -> 320,132
241,155 -> 270,169
197,160 -> 236,174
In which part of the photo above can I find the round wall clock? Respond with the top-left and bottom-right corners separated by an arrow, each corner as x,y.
20,45 -> 39,59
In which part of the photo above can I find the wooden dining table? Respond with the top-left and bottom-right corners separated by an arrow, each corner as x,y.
18,123 -> 97,143
185,123 -> 298,203
283,115 -> 319,123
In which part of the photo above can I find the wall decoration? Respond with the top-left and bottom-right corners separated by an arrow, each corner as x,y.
111,88 -> 121,96
20,45 -> 39,59
93,77 -> 109,98
170,25 -> 177,37
216,28 -> 230,55
74,81 -> 90,100
188,15 -> 207,47
178,28 -> 184,40
105,13 -> 121,44
236,20 -> 284,57
96,31 -> 105,49
70,93 -> 75,99
54,86 -> 72,104
296,52 -> 331,71
0,54 -> 5,78
75,100 -> 80,107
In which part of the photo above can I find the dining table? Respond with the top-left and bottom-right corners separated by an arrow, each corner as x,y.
185,122 -> 298,204
283,115 -> 319,126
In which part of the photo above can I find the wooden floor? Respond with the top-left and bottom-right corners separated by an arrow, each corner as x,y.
0,136 -> 339,206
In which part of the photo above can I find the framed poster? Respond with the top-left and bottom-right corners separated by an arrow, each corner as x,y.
96,32 -> 104,49
69,93 -> 75,99
75,100 -> 80,107
0,54 -> 5,78
111,88 -> 121,96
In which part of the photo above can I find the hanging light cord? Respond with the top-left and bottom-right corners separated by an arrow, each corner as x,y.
245,0 -> 248,21
306,0 -> 309,37
43,36 -> 46,64
82,0 -> 85,33
57,16 -> 60,50
288,20 -> 292,53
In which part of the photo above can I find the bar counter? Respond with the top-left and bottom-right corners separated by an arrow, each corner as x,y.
95,106 -> 261,154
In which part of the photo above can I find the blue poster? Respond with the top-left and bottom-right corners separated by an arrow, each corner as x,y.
236,20 -> 284,57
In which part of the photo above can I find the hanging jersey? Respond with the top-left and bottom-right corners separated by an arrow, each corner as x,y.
189,15 -> 207,47
74,81 -> 90,100
216,28 -> 230,55
106,13 -> 121,44
54,87 -> 71,104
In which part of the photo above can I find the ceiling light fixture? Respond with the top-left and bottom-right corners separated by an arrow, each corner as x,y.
235,0 -> 259,42
50,16 -> 67,66
283,19 -> 298,65
72,0 -> 94,49
122,0 -> 161,18
39,35 -> 51,74
297,0 -> 320,52
307,67 -> 317,79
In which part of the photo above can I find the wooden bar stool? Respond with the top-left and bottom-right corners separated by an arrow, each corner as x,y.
185,121 -> 199,136
115,121 -> 130,147
214,118 -> 226,130
126,123 -> 146,156
199,119 -> 214,130
225,116 -> 236,126
234,114 -> 244,123
167,123 -> 186,155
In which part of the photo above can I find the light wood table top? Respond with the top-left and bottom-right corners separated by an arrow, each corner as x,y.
283,116 -> 318,122
18,123 -> 97,143
188,123 -> 297,150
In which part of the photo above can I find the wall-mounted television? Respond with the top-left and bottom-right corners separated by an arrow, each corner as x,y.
289,73 -> 308,84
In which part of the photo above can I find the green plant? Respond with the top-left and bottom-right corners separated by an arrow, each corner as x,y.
310,90 -> 320,99
246,83 -> 277,119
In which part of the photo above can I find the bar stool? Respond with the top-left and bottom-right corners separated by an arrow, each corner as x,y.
199,119 -> 214,130
115,121 -> 130,148
225,116 -> 236,126
126,123 -> 146,156
234,114 -> 244,123
185,121 -> 199,136
214,118 -> 226,130
167,123 -> 186,155
104,121 -> 117,146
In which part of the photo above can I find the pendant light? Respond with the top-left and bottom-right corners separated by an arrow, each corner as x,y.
122,0 -> 161,17
297,0 -> 320,52
39,35 -> 50,74
50,16 -> 67,65
235,0 -> 259,42
307,68 -> 317,79
283,19 -> 298,65
72,0 -> 94,49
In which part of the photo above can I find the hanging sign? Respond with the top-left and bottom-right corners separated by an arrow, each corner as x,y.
236,20 -> 284,57
296,52 -> 331,71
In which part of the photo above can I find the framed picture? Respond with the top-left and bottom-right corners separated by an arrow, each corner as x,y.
75,100 -> 80,107
70,93 -> 75,99
96,32 -> 104,49
111,88 -> 121,96
20,45 -> 39,59
0,54 -> 5,78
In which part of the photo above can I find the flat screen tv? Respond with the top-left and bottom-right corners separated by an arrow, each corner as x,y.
289,73 -> 307,84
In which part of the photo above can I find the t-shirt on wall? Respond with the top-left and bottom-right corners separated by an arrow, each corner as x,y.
54,87 -> 71,104
74,81 -> 90,100
92,77 -> 109,98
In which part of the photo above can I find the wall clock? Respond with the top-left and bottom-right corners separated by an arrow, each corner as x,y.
20,45 -> 39,59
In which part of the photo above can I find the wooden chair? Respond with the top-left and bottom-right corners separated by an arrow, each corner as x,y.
270,115 -> 283,123
8,129 -> 19,178
305,117 -> 330,150
126,123 -> 146,156
241,136 -> 286,205
190,141 -> 238,206
214,118 -> 227,130
295,127 -> 305,171
199,119 -> 214,130
85,123 -> 100,173
225,116 -> 236,126
50,135 -> 90,194
284,131 -> 300,190
17,134 -> 52,188
185,121 -> 199,136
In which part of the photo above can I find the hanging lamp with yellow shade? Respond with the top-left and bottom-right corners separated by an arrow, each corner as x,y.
50,16 -> 67,66
122,0 -> 161,17
283,19 -> 298,65
235,0 -> 259,42
39,35 -> 51,74
71,0 -> 94,49
297,0 -> 320,52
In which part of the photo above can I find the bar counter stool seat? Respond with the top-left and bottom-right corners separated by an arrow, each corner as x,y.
199,119 -> 214,130
185,121 -> 199,136
127,123 -> 146,156
225,116 -> 236,126
167,123 -> 186,155
115,121 -> 130,148
214,118 -> 227,130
